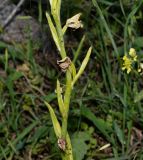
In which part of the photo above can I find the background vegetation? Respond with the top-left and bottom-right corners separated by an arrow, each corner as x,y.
0,0 -> 143,159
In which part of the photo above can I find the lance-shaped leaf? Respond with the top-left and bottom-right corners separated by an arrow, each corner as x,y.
57,80 -> 65,117
72,47 -> 92,86
46,12 -> 61,52
45,101 -> 61,138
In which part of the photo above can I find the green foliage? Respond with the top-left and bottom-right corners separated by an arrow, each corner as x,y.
71,131 -> 90,160
81,105 -> 113,143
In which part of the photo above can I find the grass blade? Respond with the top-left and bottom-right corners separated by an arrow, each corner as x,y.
92,0 -> 118,57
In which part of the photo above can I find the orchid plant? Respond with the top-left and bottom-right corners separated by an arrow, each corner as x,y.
45,1 -> 92,159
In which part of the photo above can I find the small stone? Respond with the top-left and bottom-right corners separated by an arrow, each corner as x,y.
0,0 -> 47,49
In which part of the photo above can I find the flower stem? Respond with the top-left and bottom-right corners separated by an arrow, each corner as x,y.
62,70 -> 72,138
53,15 -> 67,58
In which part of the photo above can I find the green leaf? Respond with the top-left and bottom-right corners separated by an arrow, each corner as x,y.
92,0 -> 118,57
2,121 -> 38,157
44,93 -> 57,103
7,71 -> 23,82
45,101 -> 61,138
45,12 -> 61,52
134,90 -> 143,103
28,126 -> 48,143
81,106 -> 113,143
4,49 -> 8,72
134,37 -> 143,47
71,132 -> 90,160
113,121 -> 125,145
0,42 -> 8,49
6,71 -> 23,101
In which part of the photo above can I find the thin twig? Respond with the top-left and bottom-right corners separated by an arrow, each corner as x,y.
2,0 -> 25,28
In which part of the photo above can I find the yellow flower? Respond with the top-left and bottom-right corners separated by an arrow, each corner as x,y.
129,48 -> 137,61
66,13 -> 83,29
122,55 -> 132,74
122,48 -> 139,74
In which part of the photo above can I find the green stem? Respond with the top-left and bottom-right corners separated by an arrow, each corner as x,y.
49,2 -> 76,160
53,15 -> 67,58
62,133 -> 74,160
62,70 -> 72,138
61,117 -> 68,139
